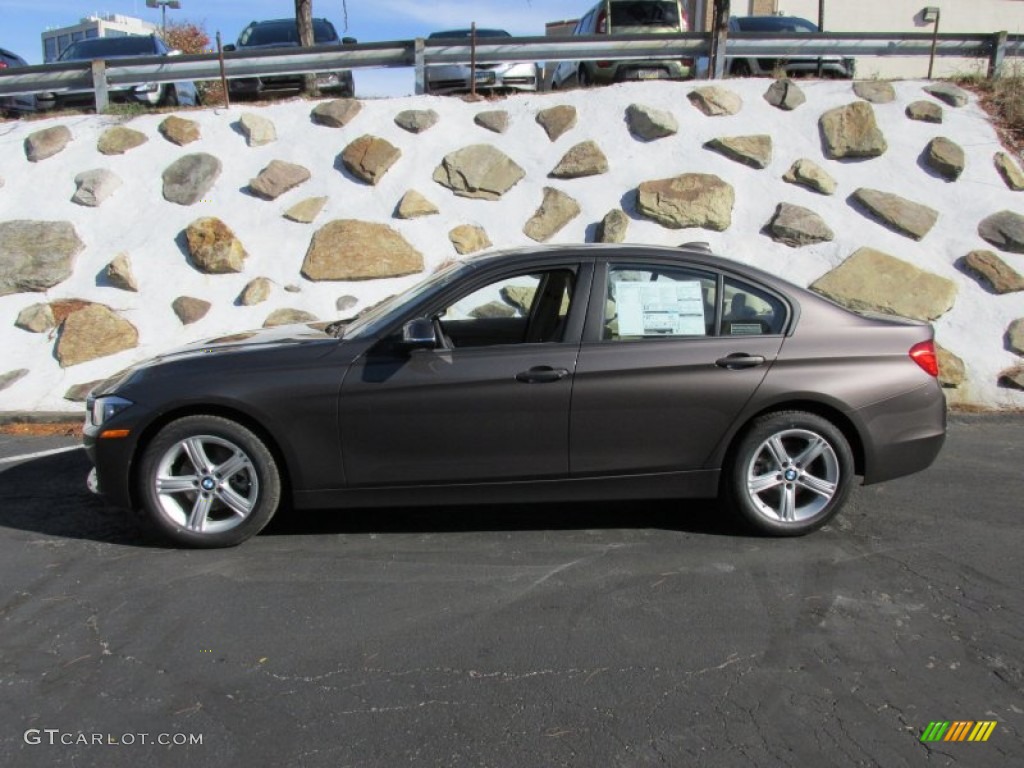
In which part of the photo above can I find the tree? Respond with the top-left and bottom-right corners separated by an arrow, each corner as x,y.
161,20 -> 210,55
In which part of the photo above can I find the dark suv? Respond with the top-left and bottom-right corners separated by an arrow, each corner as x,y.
226,18 -> 356,98
727,16 -> 854,79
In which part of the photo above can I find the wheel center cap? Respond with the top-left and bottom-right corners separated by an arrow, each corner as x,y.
201,477 -> 216,491
784,469 -> 799,482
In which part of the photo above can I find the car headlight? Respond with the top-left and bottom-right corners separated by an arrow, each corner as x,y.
133,82 -> 159,93
88,395 -> 134,427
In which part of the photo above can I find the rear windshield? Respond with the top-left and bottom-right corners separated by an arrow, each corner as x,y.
240,20 -> 338,46
735,16 -> 818,33
611,2 -> 680,27
59,36 -> 156,60
428,29 -> 511,39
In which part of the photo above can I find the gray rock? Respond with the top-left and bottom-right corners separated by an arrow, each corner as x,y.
536,105 -> 577,141
0,369 -> 29,392
474,110 -> 509,134
1007,318 -> 1024,356
448,225 -> 492,255
765,203 -> 835,247
158,115 -> 200,146
238,113 -> 277,146
64,379 -> 103,402
935,344 -> 965,389
172,296 -> 211,325
395,189 -> 439,219
523,187 -> 581,242
852,188 -> 939,240
687,86 -> 742,116
636,173 -> 734,231
106,253 -> 138,292
432,144 -> 526,200
470,301 -> 517,319
284,196 -> 328,224
239,277 -> 273,306
264,309 -> 318,328
0,220 -> 84,297
394,109 -> 439,133
810,247 -> 957,321
853,81 -> 895,104
597,209 -> 629,243
994,152 -> 1024,191
15,303 -> 56,333
162,153 -> 222,206
782,158 -> 837,195
763,79 -> 806,110
549,140 -> 608,179
185,217 -> 248,273
284,284 -> 301,293
820,101 -> 887,159
55,304 -> 139,367
705,135 -> 772,169
625,103 -> 678,140
962,250 -> 1024,294
310,99 -> 362,128
71,169 -> 122,207
336,295 -> 358,312
340,135 -> 401,185
97,126 -> 148,155
978,210 -> 1024,253
924,82 -> 969,108
925,137 -> 965,181
906,100 -> 943,123
303,220 -> 424,280
25,125 -> 72,162
998,365 -> 1024,390
249,160 -> 311,200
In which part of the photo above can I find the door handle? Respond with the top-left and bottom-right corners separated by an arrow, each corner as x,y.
715,354 -> 766,370
515,366 -> 569,384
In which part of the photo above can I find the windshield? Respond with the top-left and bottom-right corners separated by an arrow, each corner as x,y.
240,20 -> 338,46
343,260 -> 470,339
611,2 -> 681,27
59,36 -> 157,60
736,16 -> 818,33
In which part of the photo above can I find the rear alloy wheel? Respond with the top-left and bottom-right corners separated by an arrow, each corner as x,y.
139,415 -> 281,547
724,411 -> 853,536
159,84 -> 179,107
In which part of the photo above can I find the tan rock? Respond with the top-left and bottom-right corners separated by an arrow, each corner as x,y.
158,116 -> 200,146
172,296 -> 211,325
636,173 -> 734,231
935,344 -> 965,388
598,209 -> 629,243
394,109 -> 439,133
906,100 -> 943,123
0,220 -> 84,297
432,144 -> 525,200
449,225 -> 492,255
782,159 -> 837,195
523,188 -> 581,242
853,81 -> 895,104
688,86 -> 742,116
924,83 -> 969,107
625,103 -> 678,140
979,210 -> 1024,253
764,79 -> 805,110
239,277 -> 273,306
0,369 -> 29,392
97,126 -> 148,155
238,113 -> 277,146
765,203 -> 834,247
994,152 -> 1024,191
549,140 -> 608,179
64,379 -> 103,402
1007,318 -> 1024,356
925,137 -> 965,181
998,365 -> 1024,390
25,125 -> 72,162
264,309 -> 318,328
852,188 -> 938,240
71,169 -> 122,207
55,304 -> 138,367
15,303 -> 56,333
284,196 -> 328,224
106,253 -> 138,292
536,105 -> 577,141
162,153 -> 222,206
704,135 -> 772,169
395,189 -> 439,219
820,101 -> 887,159
185,218 -> 248,273
302,220 -> 424,280
474,110 -> 509,134
961,250 -> 1024,294
249,160 -> 311,200
340,135 -> 401,185
311,99 -> 362,128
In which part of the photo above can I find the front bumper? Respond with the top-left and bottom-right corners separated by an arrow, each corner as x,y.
426,64 -> 538,95
229,71 -> 353,96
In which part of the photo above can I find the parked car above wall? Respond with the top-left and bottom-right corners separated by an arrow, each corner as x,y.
0,47 -> 36,116
425,29 -> 539,95
225,18 -> 356,99
35,35 -> 199,110
727,15 -> 855,79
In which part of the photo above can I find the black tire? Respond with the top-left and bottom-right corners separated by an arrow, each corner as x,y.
577,66 -> 592,88
138,415 -> 281,548
722,411 -> 854,536
730,59 -> 752,77
159,85 -> 179,107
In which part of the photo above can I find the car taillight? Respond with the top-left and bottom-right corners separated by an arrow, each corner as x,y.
597,10 -> 607,34
909,340 -> 939,377
680,58 -> 694,67
0,62 -> 7,69
596,61 -> 613,68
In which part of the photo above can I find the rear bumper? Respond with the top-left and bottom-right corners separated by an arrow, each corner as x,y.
590,60 -> 693,84
856,381 -> 946,485
229,72 -> 353,96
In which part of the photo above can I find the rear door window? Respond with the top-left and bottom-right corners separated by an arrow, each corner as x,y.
722,277 -> 787,335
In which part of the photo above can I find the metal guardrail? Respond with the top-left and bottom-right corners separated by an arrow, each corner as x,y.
0,31 -> 1017,111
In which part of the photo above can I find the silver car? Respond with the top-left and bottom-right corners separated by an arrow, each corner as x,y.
425,29 -> 539,95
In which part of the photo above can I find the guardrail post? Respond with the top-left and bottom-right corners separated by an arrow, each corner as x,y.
414,38 -> 425,95
989,31 -> 1008,79
91,60 -> 109,113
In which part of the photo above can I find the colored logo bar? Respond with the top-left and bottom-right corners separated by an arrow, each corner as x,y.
921,721 -> 997,742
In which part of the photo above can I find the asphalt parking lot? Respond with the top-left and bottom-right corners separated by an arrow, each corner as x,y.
0,414 -> 1021,767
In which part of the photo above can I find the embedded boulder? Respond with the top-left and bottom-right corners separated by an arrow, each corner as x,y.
15,303 -> 56,333
782,158 -> 836,195
704,135 -> 772,169
185,217 -> 248,273
55,304 -> 139,367
1007,318 -> 1024,356
978,211 -> 1024,253
433,144 -> 525,200
64,380 -> 104,402
264,309 -> 318,328
820,101 -> 887,159
172,296 -> 211,325
853,81 -> 895,104
852,188 -> 938,240
249,160 -> 311,200
340,135 -> 400,185
687,86 -> 742,116
239,277 -> 273,306
158,115 -> 200,146
924,82 -> 969,108
284,196 -> 328,224
625,103 -> 678,140
961,250 -> 1024,294
906,100 -> 943,123
536,105 -> 577,141
549,140 -> 608,179
810,247 -> 957,321
998,366 -> 1024,390
394,109 -> 439,133
395,189 -> 439,219
97,126 -> 148,155
71,169 -> 122,207
311,99 -> 362,128
763,79 -> 805,110
0,370 -> 29,393
935,344 -> 965,389
25,126 -> 72,162
302,220 -> 423,280
0,220 -> 84,297
106,253 -> 138,292
162,153 -> 222,206
523,187 -> 581,242
448,225 -> 492,255
636,174 -> 734,231
474,110 -> 509,134
764,203 -> 834,247
238,113 -> 277,146
925,137 -> 965,181
994,152 -> 1024,191
336,296 -> 358,312
598,209 -> 629,243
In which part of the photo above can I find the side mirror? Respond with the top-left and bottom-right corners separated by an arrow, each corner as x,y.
222,44 -> 237,52
399,318 -> 438,350
342,37 -> 357,45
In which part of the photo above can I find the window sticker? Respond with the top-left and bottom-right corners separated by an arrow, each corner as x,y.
614,280 -> 705,336
728,323 -> 763,336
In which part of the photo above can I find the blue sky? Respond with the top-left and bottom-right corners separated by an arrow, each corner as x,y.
2,0 -> 587,95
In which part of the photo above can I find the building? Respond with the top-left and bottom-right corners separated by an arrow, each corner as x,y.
41,14 -> 157,63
